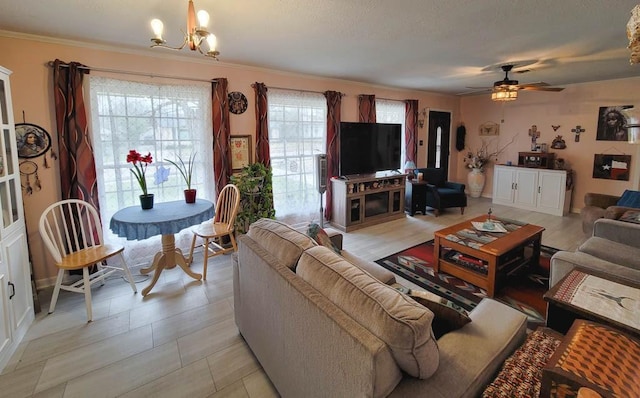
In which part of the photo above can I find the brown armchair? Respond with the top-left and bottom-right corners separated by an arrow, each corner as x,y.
580,192 -> 639,235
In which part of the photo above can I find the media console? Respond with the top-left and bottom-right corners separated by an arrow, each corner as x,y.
330,174 -> 407,232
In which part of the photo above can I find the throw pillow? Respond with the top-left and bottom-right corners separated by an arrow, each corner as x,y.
616,189 -> 640,208
307,223 -> 341,254
395,286 -> 471,339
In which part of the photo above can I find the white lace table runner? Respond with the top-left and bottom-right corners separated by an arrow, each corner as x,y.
554,272 -> 640,330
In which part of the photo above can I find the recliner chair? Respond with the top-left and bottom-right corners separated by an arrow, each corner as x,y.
414,167 -> 467,216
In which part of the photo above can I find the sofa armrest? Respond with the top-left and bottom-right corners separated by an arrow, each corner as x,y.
593,218 -> 640,248
325,228 -> 343,250
604,205 -> 638,220
388,299 -> 527,398
444,181 -> 465,192
584,192 -> 620,208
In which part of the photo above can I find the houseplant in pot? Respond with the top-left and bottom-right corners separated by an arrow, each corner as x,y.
166,152 -> 197,203
230,162 -> 276,234
127,149 -> 154,209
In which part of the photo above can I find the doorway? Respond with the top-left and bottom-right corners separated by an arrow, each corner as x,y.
427,110 -> 451,177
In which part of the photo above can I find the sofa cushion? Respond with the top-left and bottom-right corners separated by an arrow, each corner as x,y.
297,246 -> 439,379
340,250 -> 397,285
616,189 -> 640,208
578,236 -> 640,271
247,218 -> 316,270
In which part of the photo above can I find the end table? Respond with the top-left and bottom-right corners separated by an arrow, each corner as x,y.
540,319 -> 640,398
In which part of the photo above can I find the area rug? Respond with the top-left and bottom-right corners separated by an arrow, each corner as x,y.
375,240 -> 558,328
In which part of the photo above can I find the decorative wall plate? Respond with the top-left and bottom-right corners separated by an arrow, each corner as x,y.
15,123 -> 52,158
228,91 -> 248,114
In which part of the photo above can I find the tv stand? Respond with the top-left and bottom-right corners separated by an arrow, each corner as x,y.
330,175 -> 407,232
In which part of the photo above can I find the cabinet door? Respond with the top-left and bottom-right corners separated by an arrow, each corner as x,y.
2,228 -> 32,334
514,169 -> 538,207
492,166 -> 515,203
537,171 -> 566,214
0,273 -> 11,357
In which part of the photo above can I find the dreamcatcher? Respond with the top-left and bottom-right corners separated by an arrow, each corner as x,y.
19,160 -> 41,195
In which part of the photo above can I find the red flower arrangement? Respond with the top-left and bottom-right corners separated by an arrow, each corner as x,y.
126,150 -> 153,196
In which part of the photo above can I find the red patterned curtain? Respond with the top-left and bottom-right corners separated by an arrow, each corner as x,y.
212,78 -> 231,199
52,60 -> 99,210
253,82 -> 270,167
358,94 -> 376,123
324,91 -> 342,221
405,100 -> 418,166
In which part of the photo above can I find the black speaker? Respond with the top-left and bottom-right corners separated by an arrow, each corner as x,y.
316,154 -> 327,194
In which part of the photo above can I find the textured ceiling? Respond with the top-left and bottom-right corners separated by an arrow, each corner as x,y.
1,0 -> 639,95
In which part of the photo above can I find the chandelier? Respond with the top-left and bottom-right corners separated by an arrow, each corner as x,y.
149,0 -> 219,60
491,86 -> 518,101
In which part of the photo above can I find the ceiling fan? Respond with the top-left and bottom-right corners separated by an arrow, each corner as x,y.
467,64 -> 565,101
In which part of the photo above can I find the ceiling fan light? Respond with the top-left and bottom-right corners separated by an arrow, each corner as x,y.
491,87 -> 518,102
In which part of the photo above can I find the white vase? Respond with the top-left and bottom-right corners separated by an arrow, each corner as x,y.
467,168 -> 485,198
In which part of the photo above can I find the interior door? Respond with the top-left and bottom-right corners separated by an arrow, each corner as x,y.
426,111 -> 451,177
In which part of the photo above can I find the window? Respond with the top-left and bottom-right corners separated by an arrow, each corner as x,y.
89,77 -> 213,264
376,99 -> 406,166
267,89 -> 326,225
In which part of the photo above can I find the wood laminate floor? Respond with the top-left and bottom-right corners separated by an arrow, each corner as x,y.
1,197 -> 585,397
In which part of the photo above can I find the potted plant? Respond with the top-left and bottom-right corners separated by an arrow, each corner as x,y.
166,152 -> 197,203
126,149 -> 154,209
230,162 -> 276,234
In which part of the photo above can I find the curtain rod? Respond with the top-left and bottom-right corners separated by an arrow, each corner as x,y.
252,83 -> 346,97
46,61 -> 217,84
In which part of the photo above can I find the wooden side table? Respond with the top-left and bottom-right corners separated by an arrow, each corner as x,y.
540,319 -> 640,398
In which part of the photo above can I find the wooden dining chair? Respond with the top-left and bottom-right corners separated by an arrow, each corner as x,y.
39,199 -> 137,322
188,184 -> 241,279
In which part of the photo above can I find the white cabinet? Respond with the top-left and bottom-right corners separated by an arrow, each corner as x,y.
492,165 -> 572,216
0,66 -> 34,371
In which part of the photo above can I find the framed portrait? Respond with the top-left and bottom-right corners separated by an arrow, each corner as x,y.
592,154 -> 631,180
230,135 -> 252,172
15,123 -> 52,158
479,121 -> 499,136
596,105 -> 632,141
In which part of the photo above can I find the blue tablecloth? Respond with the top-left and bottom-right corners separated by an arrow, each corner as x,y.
110,199 -> 214,241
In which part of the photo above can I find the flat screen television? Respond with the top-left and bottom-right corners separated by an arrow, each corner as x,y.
339,122 -> 402,176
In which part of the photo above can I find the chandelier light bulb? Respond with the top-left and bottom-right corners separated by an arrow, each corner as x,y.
206,34 -> 217,51
197,10 -> 210,28
150,19 -> 164,40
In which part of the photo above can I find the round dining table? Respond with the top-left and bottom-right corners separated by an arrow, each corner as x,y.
110,199 -> 214,296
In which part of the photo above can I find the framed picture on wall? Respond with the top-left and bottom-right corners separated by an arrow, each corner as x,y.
596,105 -> 632,141
230,135 -> 252,172
479,121 -> 499,136
592,154 -> 631,180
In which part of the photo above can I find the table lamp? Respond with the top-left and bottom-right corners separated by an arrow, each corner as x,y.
404,160 -> 417,180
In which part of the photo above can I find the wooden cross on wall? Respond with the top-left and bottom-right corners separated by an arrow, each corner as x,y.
571,125 -> 585,142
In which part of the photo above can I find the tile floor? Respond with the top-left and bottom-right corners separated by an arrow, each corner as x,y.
0,197 -> 585,397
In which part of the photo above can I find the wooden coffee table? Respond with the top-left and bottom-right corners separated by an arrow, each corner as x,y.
433,215 -> 544,297
544,267 -> 640,338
